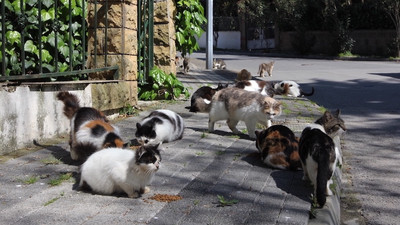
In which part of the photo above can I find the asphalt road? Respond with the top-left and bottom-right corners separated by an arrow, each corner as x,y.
191,52 -> 400,225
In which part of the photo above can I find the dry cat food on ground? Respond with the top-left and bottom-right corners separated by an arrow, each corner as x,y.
149,194 -> 183,202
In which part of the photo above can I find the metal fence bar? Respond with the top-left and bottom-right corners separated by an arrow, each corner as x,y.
20,0 -> 25,75
69,0 -> 73,71
81,0 -> 86,70
54,0 -> 59,72
137,0 -> 154,84
1,0 -> 5,76
0,66 -> 118,81
104,0 -> 108,67
94,0 -> 98,68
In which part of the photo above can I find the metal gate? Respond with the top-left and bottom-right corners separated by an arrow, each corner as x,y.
137,0 -> 154,84
0,0 -> 118,82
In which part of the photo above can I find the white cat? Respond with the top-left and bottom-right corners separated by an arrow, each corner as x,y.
235,80 -> 275,97
208,87 -> 281,139
79,145 -> 161,198
135,109 -> 185,145
274,80 -> 314,97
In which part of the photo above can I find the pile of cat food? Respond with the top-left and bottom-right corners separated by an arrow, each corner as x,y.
149,194 -> 183,202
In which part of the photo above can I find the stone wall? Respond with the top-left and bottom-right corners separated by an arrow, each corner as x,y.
86,0 -> 138,108
154,0 -> 177,75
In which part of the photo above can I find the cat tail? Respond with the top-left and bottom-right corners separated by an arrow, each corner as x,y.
300,87 -> 315,96
57,91 -> 80,119
316,150 -> 330,207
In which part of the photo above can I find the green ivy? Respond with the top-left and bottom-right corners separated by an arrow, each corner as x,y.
175,0 -> 207,57
138,66 -> 190,101
0,0 -> 87,80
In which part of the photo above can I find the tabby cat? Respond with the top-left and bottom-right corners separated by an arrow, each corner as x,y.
258,61 -> 275,77
213,58 -> 227,69
79,145 -> 161,198
255,125 -> 301,170
57,91 -> 124,161
299,109 -> 346,207
208,87 -> 281,139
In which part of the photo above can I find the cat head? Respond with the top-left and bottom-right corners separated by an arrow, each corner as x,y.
261,97 -> 282,118
135,144 -> 162,172
135,122 -> 157,145
216,83 -> 229,91
316,109 -> 346,137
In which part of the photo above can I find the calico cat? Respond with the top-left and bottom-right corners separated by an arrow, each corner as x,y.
274,80 -> 314,97
235,80 -> 275,97
255,125 -> 301,170
208,87 -> 281,139
187,83 -> 228,113
258,61 -> 275,77
299,109 -> 346,207
57,91 -> 124,161
213,58 -> 227,69
236,69 -> 252,81
135,109 -> 185,145
79,145 -> 161,198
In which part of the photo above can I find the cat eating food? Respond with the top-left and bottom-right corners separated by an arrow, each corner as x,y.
213,58 -> 227,69
135,109 -> 185,145
187,83 -> 228,113
299,109 -> 346,207
258,61 -> 275,77
57,91 -> 124,161
79,145 -> 161,198
255,125 -> 301,170
208,87 -> 281,139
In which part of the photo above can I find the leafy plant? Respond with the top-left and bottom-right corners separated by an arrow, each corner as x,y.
1,0 -> 87,80
19,175 -> 39,184
216,195 -> 238,207
138,66 -> 190,100
40,156 -> 62,165
119,104 -> 139,116
44,192 -> 64,206
175,0 -> 207,57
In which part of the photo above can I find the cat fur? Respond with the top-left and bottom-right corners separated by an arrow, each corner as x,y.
79,145 -> 161,198
213,58 -> 227,69
236,69 -> 252,82
57,91 -> 123,161
258,61 -> 275,77
186,83 -> 229,113
274,80 -> 314,97
208,87 -> 281,139
299,109 -> 346,207
255,125 -> 301,170
235,80 -> 276,97
135,109 -> 185,145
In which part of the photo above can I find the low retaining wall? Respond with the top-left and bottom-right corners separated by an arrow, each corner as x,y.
0,81 -> 136,155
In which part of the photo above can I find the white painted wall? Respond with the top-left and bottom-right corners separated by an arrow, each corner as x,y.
0,85 -> 92,155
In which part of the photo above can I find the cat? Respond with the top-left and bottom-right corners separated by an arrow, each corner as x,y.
235,80 -> 276,97
208,87 -> 281,139
213,58 -> 227,69
255,125 -> 302,170
57,91 -> 124,161
175,56 -> 190,74
258,61 -> 275,77
298,109 -> 346,207
236,69 -> 252,81
79,145 -> 161,198
186,83 -> 229,113
274,80 -> 314,97
135,109 -> 185,145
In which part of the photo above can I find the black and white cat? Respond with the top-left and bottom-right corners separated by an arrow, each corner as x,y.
79,145 -> 161,198
186,83 -> 228,113
57,91 -> 124,161
213,58 -> 227,69
135,109 -> 185,145
274,80 -> 314,97
299,109 -> 346,207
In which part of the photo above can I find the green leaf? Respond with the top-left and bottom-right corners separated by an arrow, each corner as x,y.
6,31 -> 21,45
24,40 -> 38,54
42,0 -> 53,8
41,10 -> 52,22
41,49 -> 53,63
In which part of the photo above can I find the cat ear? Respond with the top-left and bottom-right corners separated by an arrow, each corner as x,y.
255,130 -> 261,138
136,123 -> 141,129
335,109 -> 341,116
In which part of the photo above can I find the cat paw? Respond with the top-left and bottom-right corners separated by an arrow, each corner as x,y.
143,186 -> 151,194
128,192 -> 139,198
